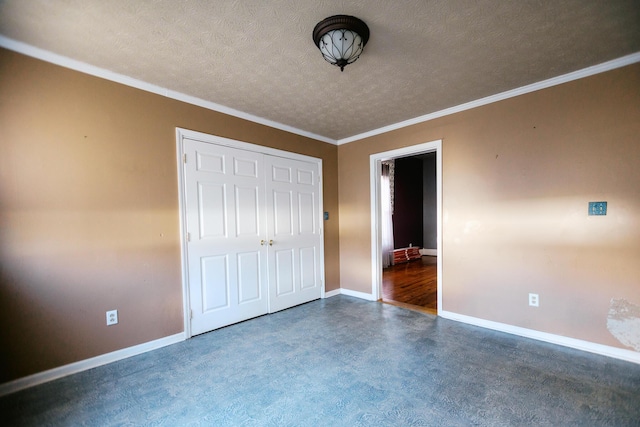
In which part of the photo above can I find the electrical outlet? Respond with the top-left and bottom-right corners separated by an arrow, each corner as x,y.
106,309 -> 118,326
528,293 -> 539,307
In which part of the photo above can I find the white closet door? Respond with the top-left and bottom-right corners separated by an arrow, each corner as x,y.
265,155 -> 322,313
184,139 -> 268,335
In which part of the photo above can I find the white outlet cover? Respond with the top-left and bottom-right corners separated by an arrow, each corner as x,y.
106,309 -> 118,326
529,293 -> 539,307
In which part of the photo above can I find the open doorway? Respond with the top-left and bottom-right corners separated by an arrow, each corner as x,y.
369,140 -> 442,316
381,153 -> 437,313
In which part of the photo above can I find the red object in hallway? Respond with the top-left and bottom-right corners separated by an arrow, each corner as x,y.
392,247 -> 421,265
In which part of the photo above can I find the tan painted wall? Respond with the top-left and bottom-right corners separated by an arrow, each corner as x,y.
339,63 -> 640,350
1,44 -> 638,384
0,48 -> 339,383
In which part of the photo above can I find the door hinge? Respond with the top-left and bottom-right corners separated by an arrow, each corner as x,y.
183,153 -> 187,163
190,309 -> 193,319
186,232 -> 191,242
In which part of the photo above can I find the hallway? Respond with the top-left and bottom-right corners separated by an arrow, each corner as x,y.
382,256 -> 437,313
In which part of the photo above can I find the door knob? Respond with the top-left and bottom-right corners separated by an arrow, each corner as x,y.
269,240 -> 273,246
260,239 -> 265,246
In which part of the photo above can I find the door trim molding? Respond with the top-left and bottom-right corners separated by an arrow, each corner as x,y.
369,140 -> 443,313
175,128 -> 325,338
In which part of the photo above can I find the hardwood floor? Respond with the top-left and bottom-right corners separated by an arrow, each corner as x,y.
382,256 -> 437,314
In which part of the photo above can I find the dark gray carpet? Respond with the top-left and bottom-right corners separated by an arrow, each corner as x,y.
1,295 -> 639,426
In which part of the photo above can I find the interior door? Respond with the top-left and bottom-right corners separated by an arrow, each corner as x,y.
265,155 -> 323,312
183,139 -> 268,335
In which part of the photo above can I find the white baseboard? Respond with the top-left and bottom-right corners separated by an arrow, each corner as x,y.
332,291 -> 640,364
6,306 -> 635,398
323,289 -> 341,298
440,311 -> 640,365
338,288 -> 377,301
0,332 -> 186,397
419,248 -> 437,256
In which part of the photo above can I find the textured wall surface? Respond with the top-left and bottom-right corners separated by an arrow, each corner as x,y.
338,63 -> 640,351
392,157 -> 423,249
0,49 -> 339,383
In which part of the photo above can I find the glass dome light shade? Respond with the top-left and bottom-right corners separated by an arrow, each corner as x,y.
313,15 -> 370,71
318,29 -> 364,71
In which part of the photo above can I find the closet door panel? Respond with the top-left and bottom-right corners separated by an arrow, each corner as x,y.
266,155 -> 322,312
275,249 -> 295,296
184,139 -> 268,335
181,134 -> 323,334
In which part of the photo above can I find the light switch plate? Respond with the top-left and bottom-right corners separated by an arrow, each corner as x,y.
588,201 -> 607,216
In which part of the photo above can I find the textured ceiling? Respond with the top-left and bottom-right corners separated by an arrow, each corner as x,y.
1,0 -> 639,142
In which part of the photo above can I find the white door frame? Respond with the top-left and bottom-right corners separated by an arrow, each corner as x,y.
369,140 -> 443,314
176,128 -> 325,338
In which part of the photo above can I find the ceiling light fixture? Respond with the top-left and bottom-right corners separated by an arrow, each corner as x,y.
312,15 -> 370,72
